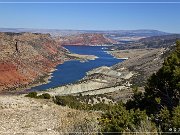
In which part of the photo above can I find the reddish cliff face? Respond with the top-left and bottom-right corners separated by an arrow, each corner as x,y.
0,32 -> 69,92
57,33 -> 117,46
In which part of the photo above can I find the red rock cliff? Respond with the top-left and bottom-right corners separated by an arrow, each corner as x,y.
57,33 -> 117,46
0,32 -> 69,92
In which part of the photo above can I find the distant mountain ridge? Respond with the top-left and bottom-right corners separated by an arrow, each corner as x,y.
114,34 -> 180,49
0,28 -> 171,37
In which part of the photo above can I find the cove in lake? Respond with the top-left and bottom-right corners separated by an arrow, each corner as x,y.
32,46 -> 124,91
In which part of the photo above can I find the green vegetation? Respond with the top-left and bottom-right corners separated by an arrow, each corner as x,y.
125,41 -> 180,133
25,92 -> 37,98
38,93 -> 51,99
100,41 -> 180,134
25,92 -> 51,99
99,103 -> 157,133
144,41 -> 180,112
172,106 -> 180,128
53,95 -> 111,111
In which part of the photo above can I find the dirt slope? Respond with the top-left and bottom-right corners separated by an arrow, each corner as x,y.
0,95 -> 100,134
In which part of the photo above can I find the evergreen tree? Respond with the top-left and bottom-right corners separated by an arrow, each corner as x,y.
144,40 -> 180,113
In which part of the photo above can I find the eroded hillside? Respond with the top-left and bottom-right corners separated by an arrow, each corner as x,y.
0,32 -> 70,92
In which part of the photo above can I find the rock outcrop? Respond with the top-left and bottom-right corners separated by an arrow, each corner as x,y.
0,32 -> 70,92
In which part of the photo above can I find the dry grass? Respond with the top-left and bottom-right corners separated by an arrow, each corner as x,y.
0,95 -> 100,135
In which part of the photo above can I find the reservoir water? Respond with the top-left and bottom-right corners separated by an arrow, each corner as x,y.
33,46 -> 124,90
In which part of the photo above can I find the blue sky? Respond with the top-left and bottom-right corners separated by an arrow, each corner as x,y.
0,0 -> 180,33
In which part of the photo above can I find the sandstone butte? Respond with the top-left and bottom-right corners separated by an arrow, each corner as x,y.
0,32 -> 115,93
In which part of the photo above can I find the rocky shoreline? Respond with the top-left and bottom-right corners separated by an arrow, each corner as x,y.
37,47 -> 167,102
43,64 -> 134,102
28,49 -> 134,100
67,53 -> 98,61
14,53 -> 99,94
0,32 -> 101,94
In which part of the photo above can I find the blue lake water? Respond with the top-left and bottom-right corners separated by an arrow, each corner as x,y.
32,46 -> 124,91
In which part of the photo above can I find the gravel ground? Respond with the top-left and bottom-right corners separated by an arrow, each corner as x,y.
0,95 -> 100,135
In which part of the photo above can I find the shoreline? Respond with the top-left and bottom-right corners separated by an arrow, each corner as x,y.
1,46 -> 123,95
27,53 -> 99,91
25,48 -> 128,94
40,49 -> 131,96
28,48 -> 125,95
63,44 -> 114,47
5,52 -> 99,94
105,50 -> 129,60
0,65 -> 61,95
67,53 -> 98,61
